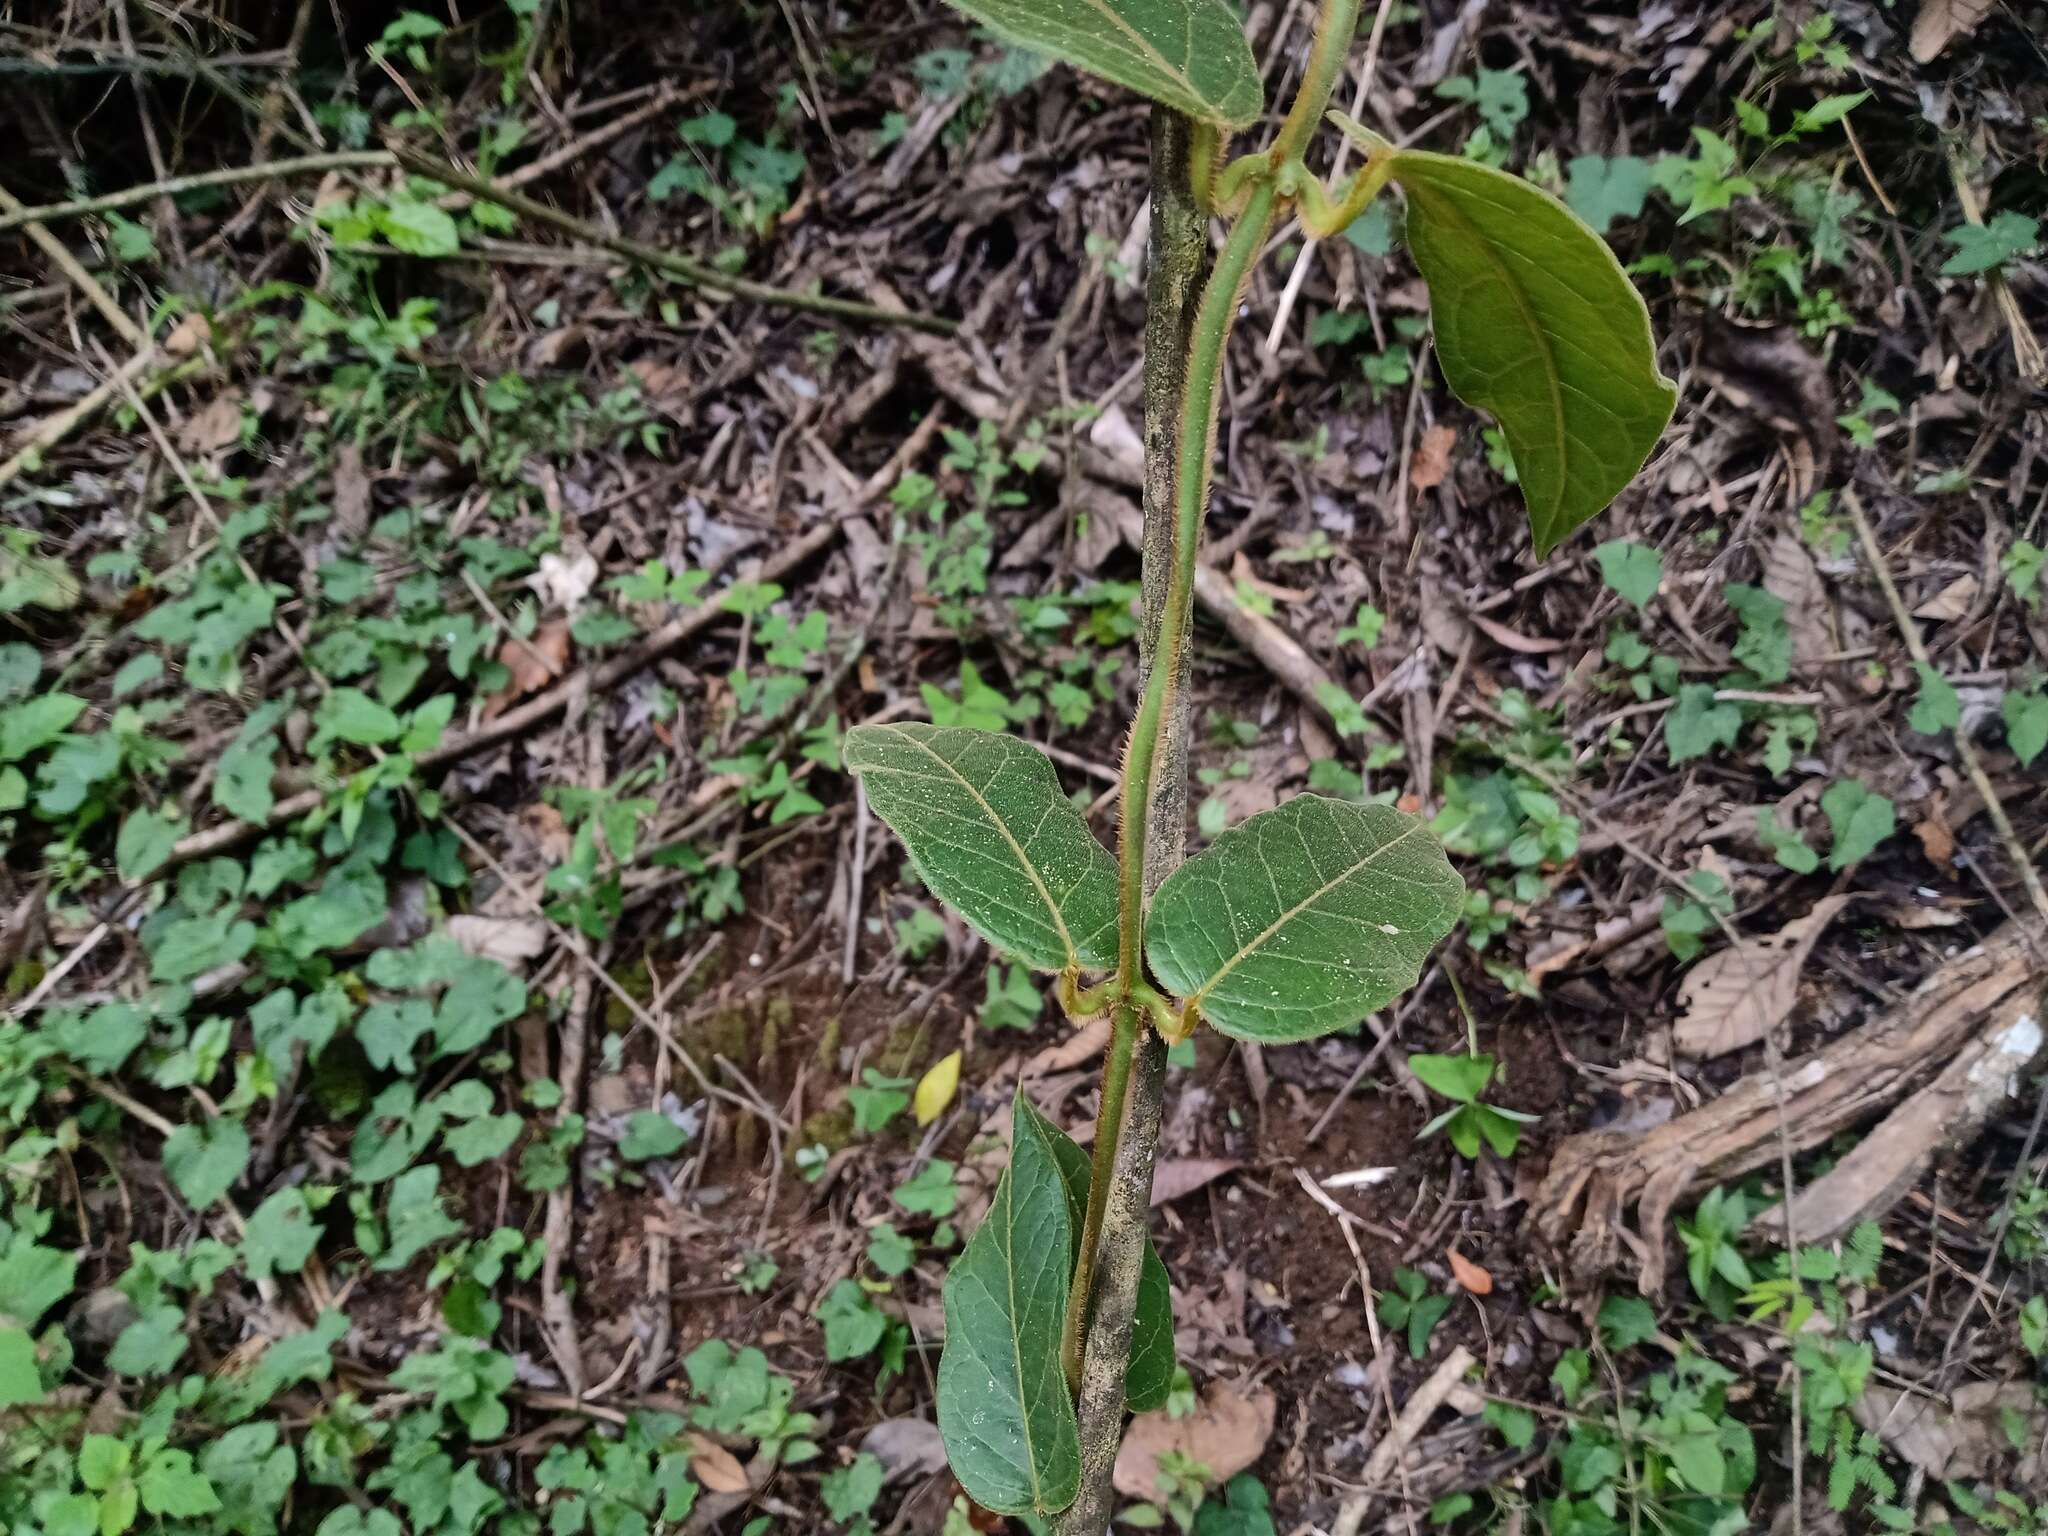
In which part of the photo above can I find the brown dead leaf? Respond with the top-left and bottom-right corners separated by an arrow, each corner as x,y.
1915,790 -> 1957,865
179,394 -> 244,456
1149,1158 -> 1242,1206
1469,613 -> 1568,654
1909,0 -> 1993,61
1856,1381 -> 2038,1479
1410,424 -> 1456,490
444,915 -> 547,974
1113,1383 -> 1275,1499
480,620 -> 571,720
1674,895 -> 1851,1059
687,1434 -> 749,1494
1914,572 -> 1979,621
1448,1248 -> 1493,1295
1761,532 -> 1832,673
333,442 -> 372,542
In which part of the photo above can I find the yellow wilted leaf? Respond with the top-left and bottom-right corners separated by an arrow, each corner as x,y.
915,1050 -> 962,1127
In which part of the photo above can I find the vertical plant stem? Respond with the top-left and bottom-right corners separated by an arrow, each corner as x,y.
1052,107 -> 1205,1536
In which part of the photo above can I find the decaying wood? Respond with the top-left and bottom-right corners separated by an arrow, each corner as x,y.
1532,919 -> 2046,1292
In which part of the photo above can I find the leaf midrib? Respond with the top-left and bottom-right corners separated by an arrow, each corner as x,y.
1186,818 -> 1429,1008
868,724 -> 1079,969
1077,0 -> 1191,98
1402,167 -> 1568,532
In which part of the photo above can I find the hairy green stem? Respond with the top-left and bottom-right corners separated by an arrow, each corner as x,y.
1061,178 -> 1279,1391
1270,0 -> 1364,165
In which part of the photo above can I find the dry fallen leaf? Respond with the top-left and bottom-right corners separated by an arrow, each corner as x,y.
1112,1383 -> 1276,1499
179,393 -> 244,457
1410,423 -> 1457,490
529,549 -> 599,614
1149,1157 -> 1243,1206
1448,1248 -> 1494,1295
333,441 -> 372,542
687,1433 -> 749,1494
858,1417 -> 948,1482
480,620 -> 571,720
1909,0 -> 1993,61
445,915 -> 547,973
1856,1381 -> 2038,1479
1673,895 -> 1851,1059
914,1050 -> 961,1127
1229,551 -> 1309,605
1913,572 -> 1979,622
1761,532 -> 1832,673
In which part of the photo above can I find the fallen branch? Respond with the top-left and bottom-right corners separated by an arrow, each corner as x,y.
385,144 -> 957,336
1531,917 -> 2047,1290
1331,1345 -> 1479,1536
0,151 -> 396,234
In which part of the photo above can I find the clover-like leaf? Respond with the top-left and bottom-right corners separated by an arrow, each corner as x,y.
936,1095 -> 1081,1515
939,0 -> 1261,127
845,723 -> 1118,973
1335,119 -> 1677,556
1036,1104 -> 1177,1414
1145,795 -> 1462,1042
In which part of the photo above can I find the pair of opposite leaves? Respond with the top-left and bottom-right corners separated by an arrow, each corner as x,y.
946,0 -> 1678,557
846,722 -> 1460,1515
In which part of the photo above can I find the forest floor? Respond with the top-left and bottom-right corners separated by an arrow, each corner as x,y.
3,1 -> 2048,1533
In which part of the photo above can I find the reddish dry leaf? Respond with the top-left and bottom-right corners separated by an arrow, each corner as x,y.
1229,551 -> 1309,605
480,620 -> 571,720
1448,1248 -> 1493,1295
1112,1383 -> 1275,1499
1410,424 -> 1457,490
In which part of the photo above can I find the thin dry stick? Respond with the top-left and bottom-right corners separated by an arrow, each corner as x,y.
1847,490 -> 2048,928
0,182 -> 149,349
385,144 -> 956,336
0,152 -> 394,234
1261,0 -> 1398,355
1945,146 -> 2046,383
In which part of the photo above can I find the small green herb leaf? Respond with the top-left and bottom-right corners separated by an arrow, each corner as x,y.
1595,540 -> 1662,609
845,723 -> 1119,973
1146,795 -> 1463,1043
1821,778 -> 1895,870
936,1094 -> 1081,1515
1338,126 -> 1677,556
935,0 -> 1261,127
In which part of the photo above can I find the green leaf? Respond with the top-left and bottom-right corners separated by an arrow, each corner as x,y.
1036,1106 -> 1175,1414
244,1189 -> 320,1279
1598,1294 -> 1658,1350
0,1325 -> 41,1407
378,199 -> 461,257
1594,540 -> 1662,609
1564,153 -> 1653,234
111,1304 -> 188,1377
0,692 -> 86,763
1145,795 -> 1462,1043
1346,129 -> 1677,556
138,1450 -> 220,1518
116,807 -> 185,883
936,1094 -> 1081,1515
1939,211 -> 2039,276
935,0 -> 1261,127
1667,684 -> 1741,763
1758,808 -> 1819,874
816,1278 -> 889,1361
619,1112 -> 689,1161
1821,778 -> 1894,871
1408,1052 -> 1494,1104
845,723 -> 1119,973
313,687 -> 402,748
163,1116 -> 250,1208
0,1241 -> 75,1327
2003,688 -> 2048,766
1908,662 -> 1961,735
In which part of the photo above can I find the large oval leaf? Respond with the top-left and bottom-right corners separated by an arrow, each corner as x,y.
937,1095 -> 1081,1515
1144,795 -> 1463,1043
1362,138 -> 1677,557
1037,1105 -> 1177,1414
940,0 -> 1261,128
846,723 -> 1119,973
